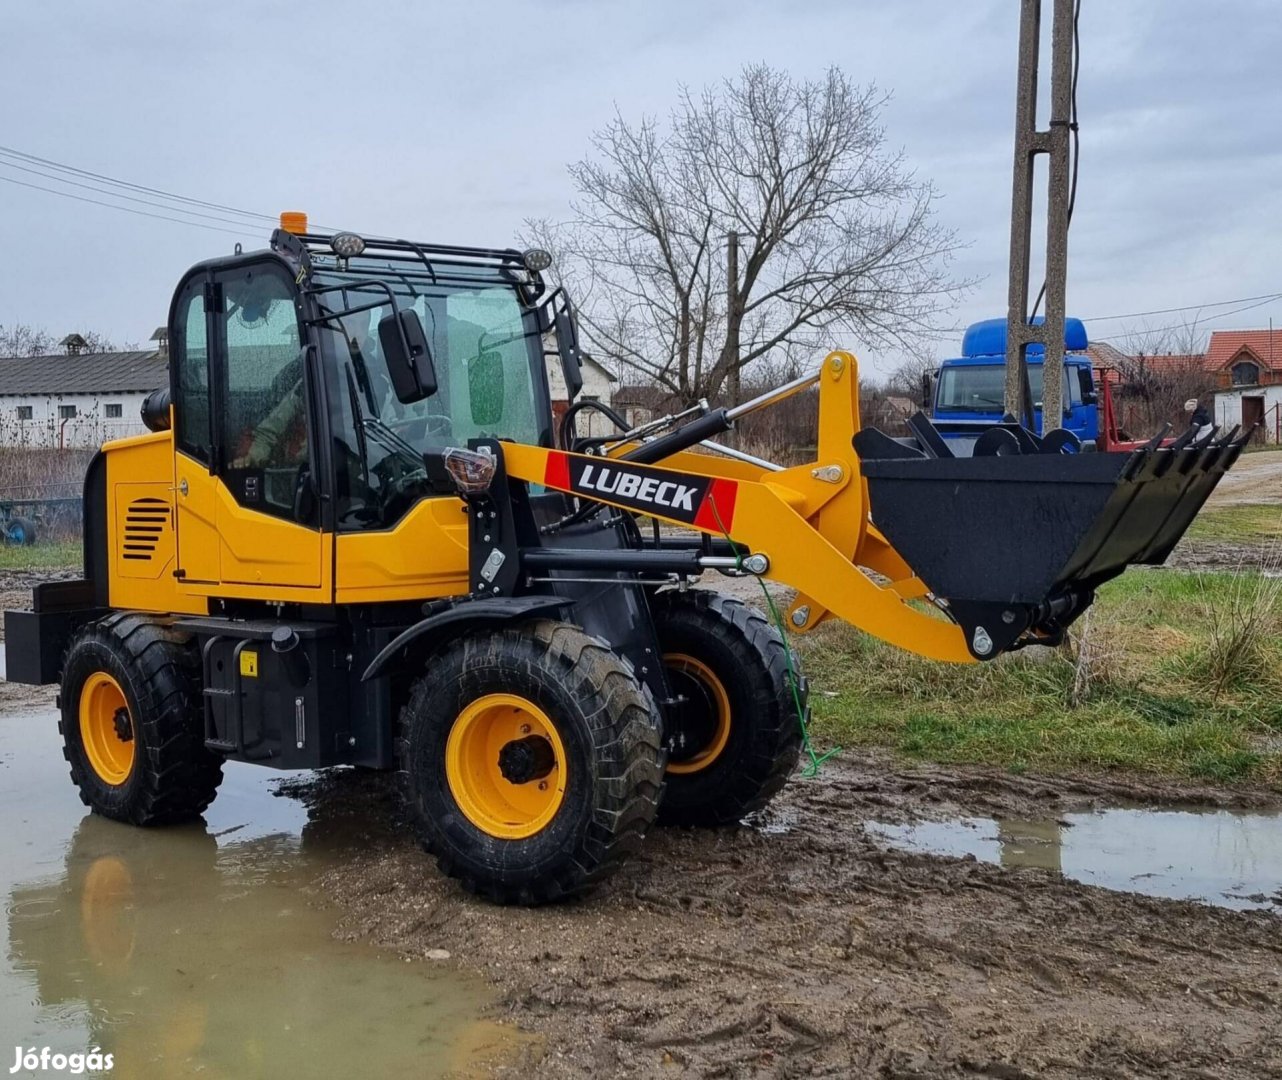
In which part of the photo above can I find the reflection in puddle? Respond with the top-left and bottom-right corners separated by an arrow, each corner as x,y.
867,808 -> 1282,912
1,705 -> 515,1078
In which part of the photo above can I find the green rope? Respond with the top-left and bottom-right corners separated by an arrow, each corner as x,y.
706,498 -> 839,778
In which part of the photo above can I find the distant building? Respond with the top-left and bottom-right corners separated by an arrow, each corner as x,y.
611,384 -> 681,431
1208,329 -> 1282,441
1086,342 -> 1211,383
0,337 -> 166,448
544,347 -> 619,438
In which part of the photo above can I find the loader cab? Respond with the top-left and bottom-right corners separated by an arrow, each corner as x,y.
166,230 -> 569,593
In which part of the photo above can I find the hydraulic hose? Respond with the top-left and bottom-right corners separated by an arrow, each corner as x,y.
559,397 -> 630,451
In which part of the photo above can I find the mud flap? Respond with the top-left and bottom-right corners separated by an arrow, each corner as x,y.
855,421 -> 1249,659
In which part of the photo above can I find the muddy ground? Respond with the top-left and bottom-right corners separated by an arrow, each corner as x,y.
290,761 -> 1282,1080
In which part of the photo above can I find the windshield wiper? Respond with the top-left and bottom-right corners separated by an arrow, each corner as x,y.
362,414 -> 424,467
341,359 -> 424,468
344,365 -> 371,483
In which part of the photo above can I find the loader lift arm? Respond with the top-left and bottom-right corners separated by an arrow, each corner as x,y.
501,355 -> 974,660
489,349 -> 1248,663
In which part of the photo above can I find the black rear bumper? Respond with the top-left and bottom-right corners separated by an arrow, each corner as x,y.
4,580 -> 104,685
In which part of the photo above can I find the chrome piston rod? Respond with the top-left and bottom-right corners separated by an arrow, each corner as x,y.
724,369 -> 821,422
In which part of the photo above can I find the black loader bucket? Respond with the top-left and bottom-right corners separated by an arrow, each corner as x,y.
854,416 -> 1250,660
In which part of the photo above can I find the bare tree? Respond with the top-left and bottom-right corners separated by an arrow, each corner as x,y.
78,330 -> 120,354
885,346 -> 939,405
1114,318 -> 1208,364
527,64 -> 968,405
0,324 -> 121,357
1104,318 -> 1215,435
0,324 -> 56,357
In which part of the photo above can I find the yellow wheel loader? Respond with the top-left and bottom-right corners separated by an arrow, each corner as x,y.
4,218 -> 1247,904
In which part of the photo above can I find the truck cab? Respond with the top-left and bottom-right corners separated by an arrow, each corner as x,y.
930,317 -> 1098,453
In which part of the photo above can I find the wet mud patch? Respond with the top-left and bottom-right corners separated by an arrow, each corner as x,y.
0,714 -> 523,1079
867,807 -> 1282,912
299,755 -> 1282,1079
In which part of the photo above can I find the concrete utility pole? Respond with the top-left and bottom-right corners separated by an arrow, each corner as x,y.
1004,0 -> 1076,430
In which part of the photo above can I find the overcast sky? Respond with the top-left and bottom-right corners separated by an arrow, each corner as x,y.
1,0 -> 1278,379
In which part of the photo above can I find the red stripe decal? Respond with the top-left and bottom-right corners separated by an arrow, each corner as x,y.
544,451 -> 571,490
693,478 -> 739,533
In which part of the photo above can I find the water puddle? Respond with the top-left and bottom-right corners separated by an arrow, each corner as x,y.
866,808 -> 1282,913
0,702 -> 517,1077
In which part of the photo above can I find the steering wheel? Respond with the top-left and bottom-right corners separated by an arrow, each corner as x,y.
388,413 -> 452,441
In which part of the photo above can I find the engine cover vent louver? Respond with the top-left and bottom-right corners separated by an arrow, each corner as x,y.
122,497 -> 171,561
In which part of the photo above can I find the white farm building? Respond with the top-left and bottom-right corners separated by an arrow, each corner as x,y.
0,335 -> 168,448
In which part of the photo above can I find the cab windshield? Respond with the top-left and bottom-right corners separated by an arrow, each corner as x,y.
312,271 -> 549,529
936,363 -> 1073,414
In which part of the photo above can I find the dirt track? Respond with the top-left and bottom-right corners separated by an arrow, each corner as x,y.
1164,451 -> 1282,571
295,759 -> 1282,1080
1198,450 -> 1282,508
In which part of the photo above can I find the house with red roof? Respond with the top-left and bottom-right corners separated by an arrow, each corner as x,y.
1205,330 -> 1282,388
1207,329 -> 1282,441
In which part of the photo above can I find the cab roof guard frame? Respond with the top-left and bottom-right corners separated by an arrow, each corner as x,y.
297,232 -> 528,278
309,257 -> 530,295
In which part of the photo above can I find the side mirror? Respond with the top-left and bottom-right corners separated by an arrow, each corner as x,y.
378,309 -> 437,404
554,296 -> 583,399
1082,391 -> 1098,406
921,372 -> 935,411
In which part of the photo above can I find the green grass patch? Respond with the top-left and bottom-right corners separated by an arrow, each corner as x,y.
1183,502 -> 1282,543
800,568 -> 1282,786
0,540 -> 81,571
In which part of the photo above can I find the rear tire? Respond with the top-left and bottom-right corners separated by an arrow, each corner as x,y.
4,517 -> 36,546
398,619 -> 664,905
59,613 -> 224,825
651,590 -> 803,826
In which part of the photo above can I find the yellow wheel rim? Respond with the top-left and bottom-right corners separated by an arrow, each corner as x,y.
664,653 -> 732,775
79,671 -> 135,786
81,855 -> 135,971
445,693 -> 567,840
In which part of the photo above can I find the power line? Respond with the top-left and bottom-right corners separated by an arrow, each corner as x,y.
0,143 -> 344,237
1094,295 -> 1282,346
0,143 -> 279,223
1083,291 -> 1282,324
0,160 -> 271,231
0,174 -> 251,238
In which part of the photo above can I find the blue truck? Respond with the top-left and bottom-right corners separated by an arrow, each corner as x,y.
928,317 -> 1100,453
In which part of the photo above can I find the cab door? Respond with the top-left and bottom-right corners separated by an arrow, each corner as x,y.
209,261 -> 324,589
171,261 -> 325,592
171,275 -> 221,583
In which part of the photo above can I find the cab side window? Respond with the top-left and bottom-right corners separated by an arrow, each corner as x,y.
218,266 -> 310,520
173,284 -> 210,462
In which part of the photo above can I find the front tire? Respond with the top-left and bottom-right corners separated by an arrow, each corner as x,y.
651,590 -> 804,826
59,613 -> 224,825
399,620 -> 664,905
